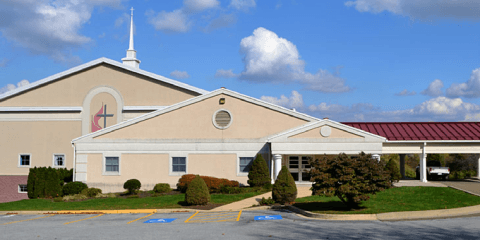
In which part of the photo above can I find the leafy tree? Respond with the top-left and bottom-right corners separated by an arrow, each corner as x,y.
385,158 -> 402,183
309,152 -> 391,209
185,175 -> 210,205
123,179 -> 141,194
272,166 -> 297,204
247,154 -> 271,187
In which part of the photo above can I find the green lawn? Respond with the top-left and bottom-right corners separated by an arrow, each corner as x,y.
0,191 -> 265,211
294,187 -> 480,214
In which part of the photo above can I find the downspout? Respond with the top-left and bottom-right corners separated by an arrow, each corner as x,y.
72,142 -> 76,182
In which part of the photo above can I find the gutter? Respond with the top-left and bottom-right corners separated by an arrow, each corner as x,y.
72,142 -> 76,182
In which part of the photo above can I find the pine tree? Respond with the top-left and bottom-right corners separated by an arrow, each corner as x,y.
272,166 -> 297,204
385,158 -> 402,183
185,175 -> 210,205
247,154 -> 271,187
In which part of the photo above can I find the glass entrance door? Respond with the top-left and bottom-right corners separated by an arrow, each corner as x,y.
288,156 -> 311,182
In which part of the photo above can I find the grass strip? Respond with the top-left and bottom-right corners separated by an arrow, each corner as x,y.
294,187 -> 480,214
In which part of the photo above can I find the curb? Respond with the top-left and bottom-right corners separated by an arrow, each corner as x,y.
447,186 -> 480,197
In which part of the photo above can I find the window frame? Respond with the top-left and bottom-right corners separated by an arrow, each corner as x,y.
238,157 -> 254,175
52,153 -> 66,168
237,153 -> 259,177
18,184 -> 28,193
102,153 -> 121,176
169,154 -> 187,176
18,154 -> 31,168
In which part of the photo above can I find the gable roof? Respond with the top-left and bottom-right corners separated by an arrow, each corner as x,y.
72,88 -> 320,143
342,122 -> 480,141
0,57 -> 208,101
268,119 -> 387,142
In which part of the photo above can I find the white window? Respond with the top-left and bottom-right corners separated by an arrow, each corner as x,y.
18,154 -> 31,167
105,157 -> 119,172
53,154 -> 65,167
172,157 -> 186,173
18,184 -> 28,193
239,157 -> 254,173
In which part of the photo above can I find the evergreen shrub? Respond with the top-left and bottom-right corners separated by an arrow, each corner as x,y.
123,179 -> 141,194
62,182 -> 88,196
272,166 -> 297,204
27,167 -> 73,199
82,188 -> 102,197
385,158 -> 402,183
153,183 -> 172,193
247,154 -> 271,187
185,175 -> 210,205
177,174 -> 239,193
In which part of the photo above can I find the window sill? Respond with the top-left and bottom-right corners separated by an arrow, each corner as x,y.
102,172 -> 120,176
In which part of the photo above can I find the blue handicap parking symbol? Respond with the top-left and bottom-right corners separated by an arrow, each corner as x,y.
144,218 -> 177,223
254,215 -> 283,221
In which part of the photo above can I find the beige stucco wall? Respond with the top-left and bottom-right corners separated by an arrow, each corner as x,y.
290,126 -> 363,139
86,153 -> 181,192
188,154 -> 248,184
0,64 -> 199,107
97,94 -> 309,140
0,121 -> 81,175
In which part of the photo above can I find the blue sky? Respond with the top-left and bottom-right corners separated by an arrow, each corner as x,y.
2,0 -> 480,122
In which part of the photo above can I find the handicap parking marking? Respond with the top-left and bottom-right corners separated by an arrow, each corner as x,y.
2,214 -> 54,225
185,211 -> 242,223
63,214 -> 104,225
144,218 -> 177,223
254,215 -> 283,221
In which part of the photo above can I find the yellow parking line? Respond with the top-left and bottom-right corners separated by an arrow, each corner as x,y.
191,215 -> 238,221
64,214 -> 104,225
236,210 -> 242,221
127,212 -> 155,224
187,219 -> 237,223
195,212 -> 239,217
2,214 -> 53,225
184,211 -> 199,223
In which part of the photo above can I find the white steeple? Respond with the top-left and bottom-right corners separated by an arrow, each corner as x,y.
122,7 -> 141,68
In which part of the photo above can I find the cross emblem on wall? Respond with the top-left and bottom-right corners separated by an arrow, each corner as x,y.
96,104 -> 114,129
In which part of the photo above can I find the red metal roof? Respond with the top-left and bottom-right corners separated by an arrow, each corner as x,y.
341,122 -> 480,141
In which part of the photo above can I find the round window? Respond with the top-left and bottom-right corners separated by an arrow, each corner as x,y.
213,109 -> 232,129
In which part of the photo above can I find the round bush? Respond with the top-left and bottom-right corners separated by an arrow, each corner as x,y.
185,175 -> 210,205
272,166 -> 297,204
123,179 -> 141,194
81,188 -> 102,197
153,183 -> 172,193
62,182 -> 88,196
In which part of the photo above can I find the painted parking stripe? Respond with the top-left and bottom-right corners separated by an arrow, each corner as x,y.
184,211 -> 199,223
64,214 -> 104,225
2,214 -> 53,225
185,211 -> 242,223
127,212 -> 155,224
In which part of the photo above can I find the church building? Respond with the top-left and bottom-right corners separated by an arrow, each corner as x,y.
2,12 -> 480,203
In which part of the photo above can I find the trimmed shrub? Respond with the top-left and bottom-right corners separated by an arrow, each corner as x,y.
44,167 -> 63,198
259,197 -> 275,206
272,166 -> 297,204
82,188 -> 102,198
27,167 -> 37,199
124,179 -> 141,194
63,182 -> 88,196
385,158 -> 402,183
185,175 -> 210,205
247,154 -> 271,187
153,183 -> 172,193
177,174 -> 239,193
27,167 -> 74,199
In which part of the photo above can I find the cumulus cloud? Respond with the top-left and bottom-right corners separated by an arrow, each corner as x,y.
260,90 -> 304,109
0,79 -> 30,94
421,79 -> 444,97
238,27 -> 351,93
0,0 -> 122,64
170,70 -> 190,79
147,0 -> 240,34
446,68 -> 480,98
395,89 -> 416,96
230,0 -> 256,11
345,0 -> 480,21
215,69 -> 239,78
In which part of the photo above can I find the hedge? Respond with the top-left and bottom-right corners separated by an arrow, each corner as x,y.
27,167 -> 73,199
177,174 -> 239,193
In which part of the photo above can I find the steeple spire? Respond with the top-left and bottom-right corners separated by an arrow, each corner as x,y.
122,7 -> 141,68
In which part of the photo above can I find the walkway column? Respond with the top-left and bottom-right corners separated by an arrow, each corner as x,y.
477,156 -> 480,179
399,154 -> 406,179
273,154 -> 282,181
420,143 -> 427,182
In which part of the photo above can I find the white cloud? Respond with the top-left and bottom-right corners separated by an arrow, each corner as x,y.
170,70 -> 190,79
395,89 -> 416,96
345,0 -> 480,21
0,79 -> 30,94
215,69 -> 239,78
421,79 -> 444,97
446,68 -> 480,98
202,14 -> 237,33
184,0 -> 220,13
238,27 -> 351,93
147,9 -> 191,33
260,91 -> 304,109
115,13 -> 129,28
230,0 -> 256,11
0,0 -> 122,64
